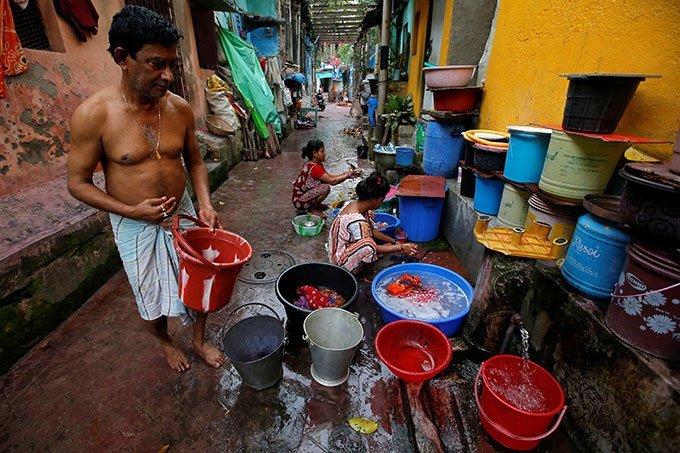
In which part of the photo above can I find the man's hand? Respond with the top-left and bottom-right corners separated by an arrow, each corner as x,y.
130,196 -> 176,223
198,205 -> 223,230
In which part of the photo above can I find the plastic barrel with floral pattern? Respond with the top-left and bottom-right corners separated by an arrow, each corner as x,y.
606,241 -> 680,361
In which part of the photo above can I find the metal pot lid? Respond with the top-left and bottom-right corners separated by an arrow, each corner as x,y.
506,125 -> 553,135
475,132 -> 508,140
583,194 -> 622,223
622,162 -> 680,192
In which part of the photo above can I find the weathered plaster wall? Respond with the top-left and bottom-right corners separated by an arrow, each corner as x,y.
172,0 -> 209,123
0,0 -> 124,197
480,0 -> 680,159
446,0 -> 496,66
1,1 -> 209,197
405,0 -> 430,116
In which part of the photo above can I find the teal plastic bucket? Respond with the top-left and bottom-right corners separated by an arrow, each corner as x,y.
396,147 -> 415,166
561,213 -> 630,299
504,126 -> 552,183
423,121 -> 466,178
473,175 -> 504,215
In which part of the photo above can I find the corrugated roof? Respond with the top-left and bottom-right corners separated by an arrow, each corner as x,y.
310,0 -> 376,44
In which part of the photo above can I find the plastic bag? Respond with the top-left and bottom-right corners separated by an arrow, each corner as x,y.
205,89 -> 240,131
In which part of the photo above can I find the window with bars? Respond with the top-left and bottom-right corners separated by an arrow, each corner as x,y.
10,0 -> 50,50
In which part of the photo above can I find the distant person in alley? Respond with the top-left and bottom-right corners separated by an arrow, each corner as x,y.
329,172 -> 419,281
67,5 -> 224,372
292,139 -> 361,218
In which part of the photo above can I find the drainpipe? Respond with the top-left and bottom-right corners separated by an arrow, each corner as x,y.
376,0 -> 392,142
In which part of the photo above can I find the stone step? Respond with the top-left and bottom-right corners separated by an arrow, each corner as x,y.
0,135 -> 243,374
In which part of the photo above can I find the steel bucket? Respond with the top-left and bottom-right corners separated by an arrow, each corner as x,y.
303,308 -> 364,387
222,303 -> 286,390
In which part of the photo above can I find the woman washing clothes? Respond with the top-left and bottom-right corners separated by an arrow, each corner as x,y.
329,172 -> 419,281
292,139 -> 362,218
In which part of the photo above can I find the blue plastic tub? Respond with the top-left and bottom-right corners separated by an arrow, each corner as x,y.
423,121 -> 466,178
398,186 -> 448,242
504,126 -> 552,183
473,175 -> 504,215
396,146 -> 415,166
371,263 -> 474,336
374,212 -> 401,238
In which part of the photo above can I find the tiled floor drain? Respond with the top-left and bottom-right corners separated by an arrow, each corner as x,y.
238,249 -> 296,284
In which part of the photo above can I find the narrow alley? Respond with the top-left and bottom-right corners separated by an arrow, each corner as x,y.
1,103 -> 516,452
1,1 -> 678,452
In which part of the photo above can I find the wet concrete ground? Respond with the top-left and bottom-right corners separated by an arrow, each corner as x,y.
0,103 -> 574,451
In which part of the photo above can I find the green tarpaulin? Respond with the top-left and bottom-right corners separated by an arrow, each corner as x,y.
216,27 -> 280,136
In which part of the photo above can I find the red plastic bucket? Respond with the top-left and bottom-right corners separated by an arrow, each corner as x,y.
474,355 -> 567,450
172,215 -> 252,313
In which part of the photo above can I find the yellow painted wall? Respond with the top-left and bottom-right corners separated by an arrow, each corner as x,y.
480,0 -> 680,159
406,0 -> 430,115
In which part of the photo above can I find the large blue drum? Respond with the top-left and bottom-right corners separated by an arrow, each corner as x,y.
423,121 -> 466,178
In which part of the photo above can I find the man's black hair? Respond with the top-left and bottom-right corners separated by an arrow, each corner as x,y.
108,5 -> 182,62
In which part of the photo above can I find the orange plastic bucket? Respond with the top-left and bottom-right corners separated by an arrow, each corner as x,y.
474,355 -> 567,450
172,215 -> 252,312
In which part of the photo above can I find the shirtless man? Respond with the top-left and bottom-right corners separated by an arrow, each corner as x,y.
67,5 -> 224,371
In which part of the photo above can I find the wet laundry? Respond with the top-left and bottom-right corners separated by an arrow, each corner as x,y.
295,285 -> 345,310
386,273 -> 437,304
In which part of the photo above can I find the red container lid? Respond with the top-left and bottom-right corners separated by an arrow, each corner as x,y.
396,175 -> 446,198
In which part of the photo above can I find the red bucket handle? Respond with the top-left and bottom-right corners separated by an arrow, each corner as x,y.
172,214 -> 220,270
474,362 -> 568,443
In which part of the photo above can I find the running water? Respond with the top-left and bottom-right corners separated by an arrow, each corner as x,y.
376,271 -> 468,319
519,326 -> 530,361
486,360 -> 550,413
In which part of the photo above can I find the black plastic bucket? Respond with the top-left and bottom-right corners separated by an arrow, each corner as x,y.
275,262 -> 359,340
561,74 -> 644,134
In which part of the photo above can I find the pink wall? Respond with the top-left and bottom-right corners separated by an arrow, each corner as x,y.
0,0 -> 207,197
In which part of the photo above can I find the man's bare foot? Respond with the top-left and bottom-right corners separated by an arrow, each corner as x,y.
192,340 -> 225,369
309,209 -> 327,219
161,342 -> 190,372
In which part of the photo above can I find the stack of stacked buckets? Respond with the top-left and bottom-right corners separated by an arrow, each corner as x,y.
463,74 -> 679,362
420,65 -> 481,181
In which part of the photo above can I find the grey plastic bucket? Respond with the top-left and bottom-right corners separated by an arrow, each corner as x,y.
303,308 -> 364,387
222,303 -> 286,390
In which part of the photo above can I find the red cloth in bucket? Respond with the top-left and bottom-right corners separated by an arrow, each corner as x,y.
173,215 -> 252,312
475,355 -> 567,451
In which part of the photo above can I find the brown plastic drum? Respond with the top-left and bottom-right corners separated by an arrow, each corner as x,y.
606,241 -> 680,361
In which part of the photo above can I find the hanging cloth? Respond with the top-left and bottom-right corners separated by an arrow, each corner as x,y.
53,0 -> 99,42
0,0 -> 29,98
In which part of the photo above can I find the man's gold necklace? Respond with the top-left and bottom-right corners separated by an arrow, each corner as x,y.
120,83 -> 162,159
